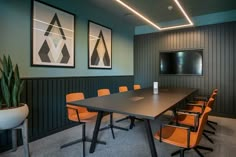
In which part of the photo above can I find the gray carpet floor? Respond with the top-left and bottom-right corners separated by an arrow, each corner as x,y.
2,112 -> 236,157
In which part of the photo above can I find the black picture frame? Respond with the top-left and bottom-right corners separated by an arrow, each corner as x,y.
31,0 -> 75,68
88,21 -> 112,69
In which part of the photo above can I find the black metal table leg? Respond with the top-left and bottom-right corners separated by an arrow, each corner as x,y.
89,111 -> 104,153
144,119 -> 158,157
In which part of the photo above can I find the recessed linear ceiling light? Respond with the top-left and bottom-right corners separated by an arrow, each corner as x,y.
115,0 -> 194,31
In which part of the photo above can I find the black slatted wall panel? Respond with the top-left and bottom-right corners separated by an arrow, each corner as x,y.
134,22 -> 236,118
0,76 -> 134,152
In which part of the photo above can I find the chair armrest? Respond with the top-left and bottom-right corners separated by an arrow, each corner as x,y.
162,124 -> 190,130
176,109 -> 201,115
66,104 -> 80,110
66,105 -> 81,122
160,123 -> 191,148
186,103 -> 205,114
186,103 -> 204,107
176,112 -> 199,130
176,111 -> 199,116
193,96 -> 208,101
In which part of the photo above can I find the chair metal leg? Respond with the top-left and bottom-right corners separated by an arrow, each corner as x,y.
171,150 -> 181,156
208,120 -> 218,125
134,117 -> 143,121
171,148 -> 189,156
196,145 -> 213,151
99,113 -> 128,139
116,115 -> 143,129
207,121 -> 216,130
204,129 -> 215,135
193,148 -> 204,157
180,149 -> 184,157
203,132 -> 214,144
61,122 -> 106,157
130,117 -> 135,129
61,139 -> 84,148
115,116 -> 129,123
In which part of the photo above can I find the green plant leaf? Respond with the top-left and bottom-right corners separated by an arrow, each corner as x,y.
1,75 -> 10,107
2,55 -> 8,75
17,80 -> 24,105
0,55 -> 24,108
0,56 -> 3,66
0,96 -> 2,109
12,80 -> 18,107
0,56 -> 3,73
8,56 -> 13,74
15,64 -> 20,79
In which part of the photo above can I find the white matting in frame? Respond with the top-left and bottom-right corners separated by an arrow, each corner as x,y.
32,0 -> 75,67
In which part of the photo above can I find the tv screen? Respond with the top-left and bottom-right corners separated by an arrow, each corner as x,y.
159,49 -> 203,75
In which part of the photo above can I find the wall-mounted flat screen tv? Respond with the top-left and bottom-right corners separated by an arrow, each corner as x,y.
159,49 -> 203,75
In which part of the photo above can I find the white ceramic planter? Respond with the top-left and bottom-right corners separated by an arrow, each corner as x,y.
0,104 -> 29,130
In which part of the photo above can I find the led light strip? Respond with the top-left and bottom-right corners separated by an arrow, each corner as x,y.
115,0 -> 161,30
115,0 -> 194,31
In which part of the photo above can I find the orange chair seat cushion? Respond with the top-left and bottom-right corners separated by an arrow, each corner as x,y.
119,86 -> 128,92
67,104 -> 97,122
174,114 -> 196,127
154,126 -> 197,148
67,104 -> 88,113
68,111 -> 97,122
185,105 -> 203,113
191,100 -> 205,105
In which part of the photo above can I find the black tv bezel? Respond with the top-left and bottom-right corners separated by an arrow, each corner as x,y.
159,49 -> 204,76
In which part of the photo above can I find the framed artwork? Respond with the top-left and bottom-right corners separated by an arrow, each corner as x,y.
32,0 -> 75,67
88,21 -> 112,69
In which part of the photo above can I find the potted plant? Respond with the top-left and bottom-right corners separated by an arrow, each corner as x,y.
0,55 -> 29,130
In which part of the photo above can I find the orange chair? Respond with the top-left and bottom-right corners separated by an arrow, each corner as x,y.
184,91 -> 218,134
98,89 -> 128,139
183,93 -> 216,115
116,86 -> 143,129
119,86 -> 128,92
154,106 -> 213,157
133,84 -> 141,90
191,89 -> 218,130
61,92 -> 105,157
175,98 -> 216,143
192,89 -> 218,103
188,89 -> 218,110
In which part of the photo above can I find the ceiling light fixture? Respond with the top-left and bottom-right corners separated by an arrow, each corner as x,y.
115,0 -> 161,30
168,6 -> 173,11
115,0 -> 194,31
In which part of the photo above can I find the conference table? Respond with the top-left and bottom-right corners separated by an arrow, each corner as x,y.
68,88 -> 197,157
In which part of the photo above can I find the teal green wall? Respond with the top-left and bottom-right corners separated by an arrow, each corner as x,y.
0,0 -> 134,78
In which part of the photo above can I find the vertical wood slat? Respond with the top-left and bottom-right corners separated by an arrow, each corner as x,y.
134,21 -> 236,118
0,75 -> 134,152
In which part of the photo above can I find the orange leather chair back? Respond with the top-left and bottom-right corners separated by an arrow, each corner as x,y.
66,93 -> 88,122
133,84 -> 141,90
213,89 -> 218,93
210,92 -> 217,99
206,97 -> 215,108
97,89 -> 110,96
195,106 -> 212,145
119,86 -> 128,93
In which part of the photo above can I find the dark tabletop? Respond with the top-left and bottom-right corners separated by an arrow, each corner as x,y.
68,88 -> 197,120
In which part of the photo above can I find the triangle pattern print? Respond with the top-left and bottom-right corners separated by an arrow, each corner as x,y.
91,30 -> 110,66
38,13 -> 70,64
